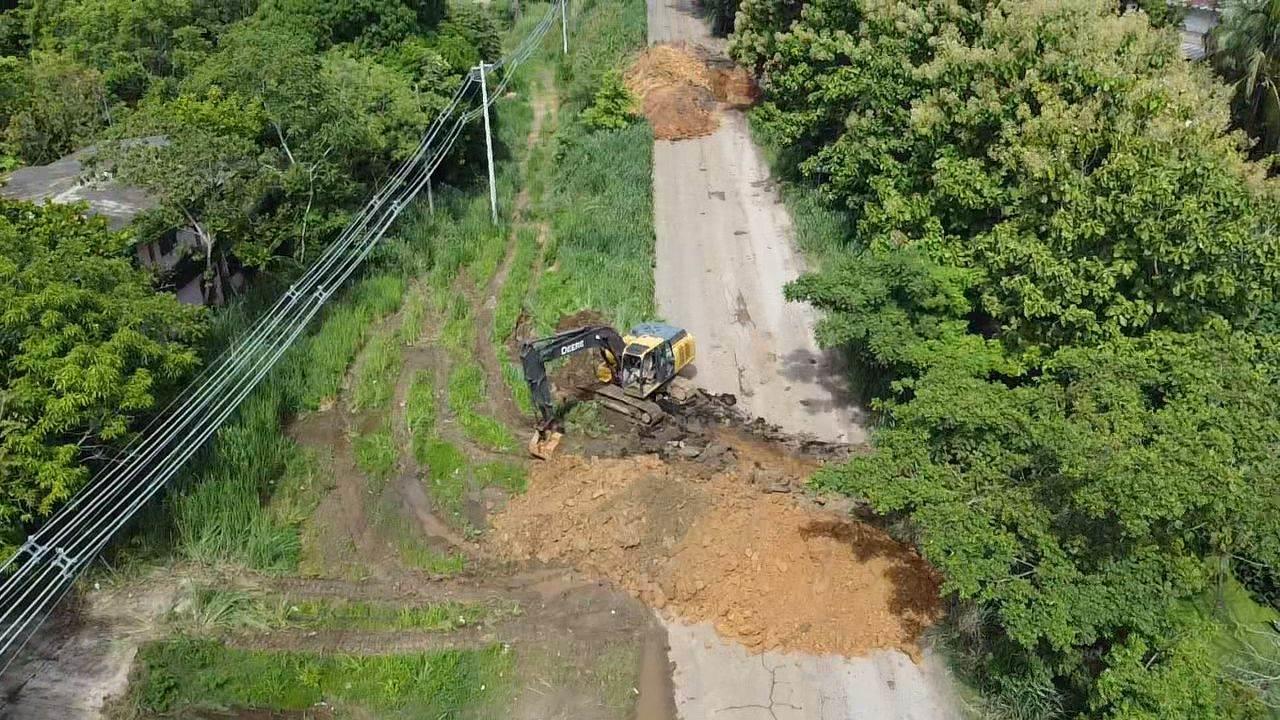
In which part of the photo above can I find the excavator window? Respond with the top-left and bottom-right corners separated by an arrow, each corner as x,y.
622,351 -> 643,386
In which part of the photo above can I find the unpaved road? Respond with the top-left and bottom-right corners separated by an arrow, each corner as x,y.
649,0 -> 867,447
646,1 -> 959,717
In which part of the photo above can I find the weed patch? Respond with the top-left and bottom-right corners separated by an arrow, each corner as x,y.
448,363 -> 518,452
351,331 -> 404,411
126,637 -> 511,717
353,427 -> 398,485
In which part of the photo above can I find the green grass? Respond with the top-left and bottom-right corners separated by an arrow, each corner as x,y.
474,461 -> 528,494
441,293 -> 475,352
400,284 -> 430,345
565,400 -> 609,438
419,438 -> 469,518
351,331 -> 404,411
448,362 -> 518,452
126,637 -> 512,718
405,370 -> 438,444
493,226 -> 540,346
354,427 -> 399,485
559,0 -> 648,109
287,274 -> 408,410
175,587 -> 502,633
535,120 -> 655,331
502,359 -> 535,416
401,544 -> 468,575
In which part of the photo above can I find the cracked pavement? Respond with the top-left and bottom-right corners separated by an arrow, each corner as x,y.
663,621 -> 960,720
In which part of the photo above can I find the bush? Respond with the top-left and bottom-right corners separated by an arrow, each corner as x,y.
581,70 -> 637,131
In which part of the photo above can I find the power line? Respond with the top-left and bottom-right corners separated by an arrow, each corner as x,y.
0,0 -> 568,677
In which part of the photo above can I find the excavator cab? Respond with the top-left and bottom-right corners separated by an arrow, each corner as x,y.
619,324 -> 694,398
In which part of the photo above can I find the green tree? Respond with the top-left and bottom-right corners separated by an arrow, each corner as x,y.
1214,0 -> 1280,158
581,70 -> 638,131
815,326 -> 1278,716
739,0 -> 1280,714
0,199 -> 204,545
3,51 -> 108,164
105,89 -> 270,303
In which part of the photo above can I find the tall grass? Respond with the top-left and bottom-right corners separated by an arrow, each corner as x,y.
559,0 -> 648,109
174,587 -> 500,633
529,0 -> 655,331
405,370 -> 437,443
536,122 -> 656,330
353,426 -> 399,485
126,637 -> 512,717
351,331 -> 404,411
285,274 -> 407,410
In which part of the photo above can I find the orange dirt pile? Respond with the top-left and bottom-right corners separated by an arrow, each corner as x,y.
625,44 -> 722,141
485,450 -> 944,659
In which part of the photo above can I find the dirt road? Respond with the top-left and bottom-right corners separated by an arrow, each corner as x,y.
646,1 -> 958,717
648,1 -> 867,447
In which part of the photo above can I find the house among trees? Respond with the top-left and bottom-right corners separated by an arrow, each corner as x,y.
0,138 -> 241,305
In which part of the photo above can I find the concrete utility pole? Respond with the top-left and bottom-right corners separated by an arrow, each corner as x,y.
561,0 -> 569,54
426,175 -> 434,215
478,62 -> 498,225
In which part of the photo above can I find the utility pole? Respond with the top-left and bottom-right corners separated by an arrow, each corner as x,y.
426,175 -> 434,215
561,0 -> 569,55
478,62 -> 498,225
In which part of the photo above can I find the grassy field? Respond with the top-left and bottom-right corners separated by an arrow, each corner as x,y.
173,586 -> 507,633
106,4 -> 646,717
121,637 -> 512,718
528,0 -> 655,332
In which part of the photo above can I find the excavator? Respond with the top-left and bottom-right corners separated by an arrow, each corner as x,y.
520,323 -> 696,458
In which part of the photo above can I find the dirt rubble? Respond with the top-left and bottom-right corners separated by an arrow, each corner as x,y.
484,429 -> 943,661
624,43 -> 759,141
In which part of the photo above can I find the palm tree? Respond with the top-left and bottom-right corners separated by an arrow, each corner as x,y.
1215,0 -> 1280,158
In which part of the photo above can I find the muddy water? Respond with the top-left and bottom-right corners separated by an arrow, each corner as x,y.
635,619 -> 678,720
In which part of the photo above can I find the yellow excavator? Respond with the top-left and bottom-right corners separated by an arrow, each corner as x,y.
520,323 -> 696,458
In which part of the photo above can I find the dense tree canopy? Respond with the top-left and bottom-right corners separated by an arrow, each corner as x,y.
0,199 -> 204,545
738,0 -> 1280,715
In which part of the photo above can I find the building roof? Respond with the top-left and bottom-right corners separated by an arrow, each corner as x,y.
0,137 -> 167,231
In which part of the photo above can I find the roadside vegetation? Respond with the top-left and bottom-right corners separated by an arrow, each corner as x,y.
119,638 -> 511,718
732,0 -> 1280,717
531,0 -> 655,332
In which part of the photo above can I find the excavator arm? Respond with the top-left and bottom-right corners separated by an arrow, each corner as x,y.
519,325 -> 626,431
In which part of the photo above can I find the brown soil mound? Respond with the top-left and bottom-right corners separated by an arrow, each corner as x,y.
625,44 -> 721,141
486,449 -> 944,659
709,65 -> 761,109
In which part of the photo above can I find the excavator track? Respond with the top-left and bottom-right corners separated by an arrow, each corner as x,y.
591,383 -> 666,425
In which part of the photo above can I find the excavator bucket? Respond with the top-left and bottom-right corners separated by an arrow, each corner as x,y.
528,430 -> 563,460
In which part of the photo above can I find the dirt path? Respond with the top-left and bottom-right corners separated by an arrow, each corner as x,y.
644,2 -> 957,717
648,3 -> 867,447
476,80 -> 556,428
0,571 -> 179,719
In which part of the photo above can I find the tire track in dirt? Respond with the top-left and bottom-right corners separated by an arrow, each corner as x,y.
475,76 -> 556,429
